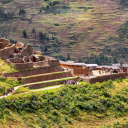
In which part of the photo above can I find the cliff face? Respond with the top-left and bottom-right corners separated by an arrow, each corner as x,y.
0,0 -> 128,61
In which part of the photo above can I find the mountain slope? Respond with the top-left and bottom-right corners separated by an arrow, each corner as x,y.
0,0 -> 128,62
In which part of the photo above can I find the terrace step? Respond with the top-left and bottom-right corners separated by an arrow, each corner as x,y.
3,66 -> 62,77
25,77 -> 79,89
22,71 -> 72,84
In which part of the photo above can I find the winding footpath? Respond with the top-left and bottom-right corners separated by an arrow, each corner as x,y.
0,85 -> 63,99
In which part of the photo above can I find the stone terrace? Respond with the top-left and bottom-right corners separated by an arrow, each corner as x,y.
0,38 -> 77,89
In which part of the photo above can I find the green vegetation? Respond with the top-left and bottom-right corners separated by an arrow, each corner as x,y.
13,86 -> 30,95
0,59 -> 16,74
120,0 -> 128,7
0,8 -> 14,23
103,120 -> 128,128
0,77 -> 22,95
0,78 -> 128,127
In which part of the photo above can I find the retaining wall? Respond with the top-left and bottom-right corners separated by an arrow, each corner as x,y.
33,59 -> 60,67
48,59 -> 60,67
7,58 -> 24,63
81,72 -> 126,84
74,68 -> 92,75
23,71 -> 72,84
14,62 -> 33,70
3,66 -> 63,77
28,77 -> 79,89
0,44 -> 15,60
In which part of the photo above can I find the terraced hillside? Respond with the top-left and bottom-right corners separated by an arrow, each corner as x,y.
0,0 -> 128,61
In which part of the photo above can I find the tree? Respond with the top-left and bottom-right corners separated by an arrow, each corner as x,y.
78,57 -> 82,62
44,46 -> 48,54
39,32 -> 46,40
31,28 -> 36,33
23,30 -> 27,38
67,53 -> 70,60
19,8 -> 26,16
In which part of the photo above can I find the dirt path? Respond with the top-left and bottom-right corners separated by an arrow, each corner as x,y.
0,76 -> 77,99
0,85 -> 63,99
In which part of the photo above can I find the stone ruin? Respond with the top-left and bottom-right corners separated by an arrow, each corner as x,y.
0,38 -> 60,70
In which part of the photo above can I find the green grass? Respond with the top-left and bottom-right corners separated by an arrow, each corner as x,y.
0,78 -> 128,128
0,59 -> 16,74
13,86 -> 30,95
0,77 -> 22,95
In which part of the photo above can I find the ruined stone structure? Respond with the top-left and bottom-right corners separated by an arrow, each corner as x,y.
0,38 -> 76,89
0,38 -> 61,70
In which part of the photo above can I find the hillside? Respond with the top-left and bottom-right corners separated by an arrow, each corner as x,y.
0,78 -> 128,128
0,0 -> 128,62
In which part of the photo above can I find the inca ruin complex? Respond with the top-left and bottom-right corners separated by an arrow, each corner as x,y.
0,38 -> 77,89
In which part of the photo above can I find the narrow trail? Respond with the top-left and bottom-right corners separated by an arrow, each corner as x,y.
0,85 -> 63,99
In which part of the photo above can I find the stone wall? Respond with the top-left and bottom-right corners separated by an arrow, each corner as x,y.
33,60 -> 60,67
81,72 -> 126,84
74,68 -> 92,75
14,62 -> 33,70
33,61 -> 45,67
0,42 -> 5,49
48,59 -> 60,67
0,44 -> 15,60
7,58 -> 24,63
3,66 -> 63,77
23,71 -> 72,84
28,77 -> 79,89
